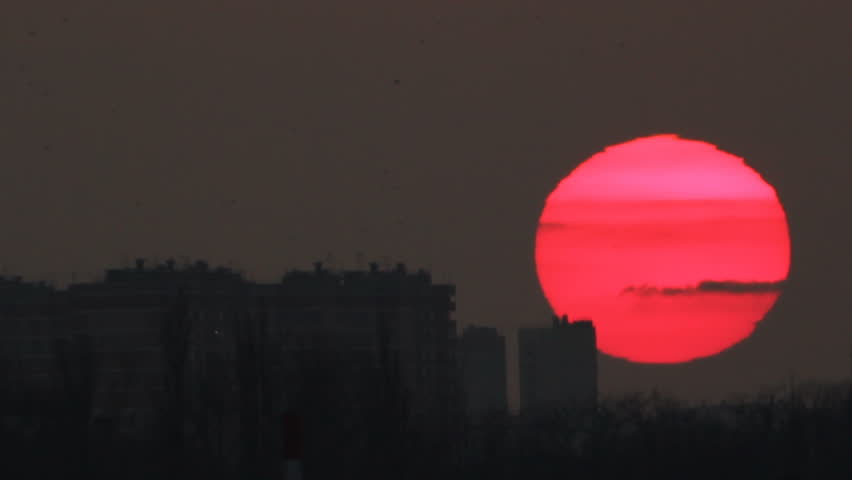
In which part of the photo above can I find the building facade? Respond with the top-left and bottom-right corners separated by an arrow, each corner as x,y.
260,261 -> 460,419
459,325 -> 507,417
64,258 -> 249,419
518,315 -> 597,413
0,276 -> 63,391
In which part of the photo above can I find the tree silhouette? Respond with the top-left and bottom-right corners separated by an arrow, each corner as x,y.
232,296 -> 269,480
50,330 -> 100,479
159,288 -> 192,480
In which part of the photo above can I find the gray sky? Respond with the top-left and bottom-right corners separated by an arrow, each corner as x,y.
2,0 -> 851,409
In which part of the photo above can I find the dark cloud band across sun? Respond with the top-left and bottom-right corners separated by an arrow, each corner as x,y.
621,280 -> 786,296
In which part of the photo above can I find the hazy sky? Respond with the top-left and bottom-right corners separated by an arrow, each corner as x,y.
2,0 -> 851,409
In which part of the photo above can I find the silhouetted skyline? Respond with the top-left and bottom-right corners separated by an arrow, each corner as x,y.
3,257 -> 851,478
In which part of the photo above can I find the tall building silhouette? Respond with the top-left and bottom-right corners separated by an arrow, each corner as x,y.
459,325 -> 507,417
518,315 -> 597,413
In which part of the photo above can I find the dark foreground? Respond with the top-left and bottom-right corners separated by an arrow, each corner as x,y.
2,380 -> 851,480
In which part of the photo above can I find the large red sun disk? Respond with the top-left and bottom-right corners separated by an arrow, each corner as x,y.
534,134 -> 790,363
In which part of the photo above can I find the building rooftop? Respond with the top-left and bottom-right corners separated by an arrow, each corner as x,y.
280,261 -> 454,294
545,315 -> 594,329
97,258 -> 245,285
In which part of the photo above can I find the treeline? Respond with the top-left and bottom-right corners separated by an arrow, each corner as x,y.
461,385 -> 852,480
6,368 -> 850,480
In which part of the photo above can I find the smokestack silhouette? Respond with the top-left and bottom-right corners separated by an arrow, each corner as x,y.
282,412 -> 303,480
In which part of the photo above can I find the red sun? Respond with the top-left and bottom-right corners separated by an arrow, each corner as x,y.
535,134 -> 790,363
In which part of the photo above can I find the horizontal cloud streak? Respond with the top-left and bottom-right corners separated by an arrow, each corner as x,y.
621,280 -> 785,296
